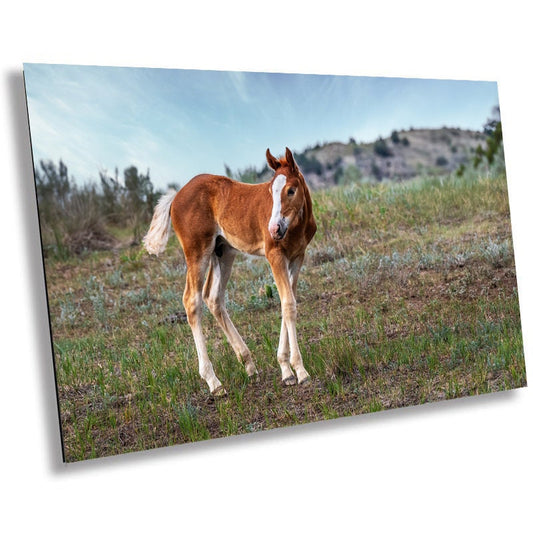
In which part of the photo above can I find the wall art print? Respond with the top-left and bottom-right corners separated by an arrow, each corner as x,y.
24,63 -> 526,462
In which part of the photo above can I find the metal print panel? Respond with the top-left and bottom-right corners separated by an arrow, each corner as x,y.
23,64 -> 526,462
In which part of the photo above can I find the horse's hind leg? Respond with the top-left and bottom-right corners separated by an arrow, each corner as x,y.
203,243 -> 258,377
183,250 -> 226,396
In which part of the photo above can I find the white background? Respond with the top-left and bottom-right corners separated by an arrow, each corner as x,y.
2,1 -> 531,531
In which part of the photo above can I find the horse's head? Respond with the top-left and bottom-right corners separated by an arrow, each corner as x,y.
266,147 -> 308,241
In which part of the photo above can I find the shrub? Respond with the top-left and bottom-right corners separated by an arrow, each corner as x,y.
371,162 -> 383,180
335,165 -> 361,186
374,137 -> 393,157
34,159 -> 159,258
100,168 -> 124,224
294,153 -> 323,175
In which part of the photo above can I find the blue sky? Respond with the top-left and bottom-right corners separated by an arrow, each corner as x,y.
24,64 -> 499,190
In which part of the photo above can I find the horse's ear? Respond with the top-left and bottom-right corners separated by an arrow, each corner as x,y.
266,148 -> 281,171
285,147 -> 299,173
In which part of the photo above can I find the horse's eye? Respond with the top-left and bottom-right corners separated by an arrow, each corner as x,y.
287,188 -> 296,197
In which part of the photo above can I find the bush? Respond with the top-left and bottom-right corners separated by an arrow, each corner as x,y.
374,137 -> 393,157
294,153 -> 323,175
334,165 -> 361,186
225,164 -> 261,184
35,163 -> 114,258
34,160 -> 159,258
371,162 -> 383,180
100,168 -> 124,224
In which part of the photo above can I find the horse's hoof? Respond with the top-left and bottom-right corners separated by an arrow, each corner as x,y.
298,374 -> 311,385
211,385 -> 227,397
245,364 -> 259,378
283,376 -> 297,386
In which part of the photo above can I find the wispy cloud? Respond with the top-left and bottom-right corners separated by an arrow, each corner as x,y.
228,71 -> 252,103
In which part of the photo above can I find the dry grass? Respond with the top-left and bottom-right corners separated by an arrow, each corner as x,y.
44,172 -> 526,461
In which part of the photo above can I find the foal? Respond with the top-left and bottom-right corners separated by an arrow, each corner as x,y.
143,147 -> 317,395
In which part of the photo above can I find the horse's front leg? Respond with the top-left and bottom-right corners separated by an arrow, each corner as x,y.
268,251 -> 310,385
276,318 -> 295,385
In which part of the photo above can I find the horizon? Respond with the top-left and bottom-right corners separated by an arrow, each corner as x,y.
24,64 -> 500,190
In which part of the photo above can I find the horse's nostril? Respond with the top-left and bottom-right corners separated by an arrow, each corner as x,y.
276,223 -> 287,239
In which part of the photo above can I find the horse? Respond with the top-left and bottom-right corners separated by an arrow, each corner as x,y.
143,147 -> 317,396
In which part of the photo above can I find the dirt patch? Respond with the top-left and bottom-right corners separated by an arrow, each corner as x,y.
64,229 -> 117,255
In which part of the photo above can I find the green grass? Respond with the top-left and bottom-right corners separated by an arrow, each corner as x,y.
44,171 -> 526,461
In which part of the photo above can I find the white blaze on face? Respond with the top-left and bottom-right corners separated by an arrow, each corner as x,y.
269,174 -> 287,238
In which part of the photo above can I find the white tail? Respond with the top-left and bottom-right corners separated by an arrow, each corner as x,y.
142,189 -> 178,256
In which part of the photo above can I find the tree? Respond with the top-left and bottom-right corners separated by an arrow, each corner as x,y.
294,153 -> 323,175
33,159 -> 115,258
374,137 -> 393,157
35,159 -> 71,213
371,162 -> 383,180
123,166 -> 157,242
474,107 -> 504,169
336,165 -> 361,186
235,166 -> 260,183
100,167 -> 123,223
166,182 -> 181,191
124,166 -> 156,211
224,164 -> 233,179
224,164 -> 263,183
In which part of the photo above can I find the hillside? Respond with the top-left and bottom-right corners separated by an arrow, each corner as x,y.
255,127 -> 488,188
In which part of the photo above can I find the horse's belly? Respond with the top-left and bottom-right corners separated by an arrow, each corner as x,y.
220,229 -> 265,256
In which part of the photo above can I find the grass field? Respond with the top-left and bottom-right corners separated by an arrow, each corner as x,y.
44,171 -> 526,462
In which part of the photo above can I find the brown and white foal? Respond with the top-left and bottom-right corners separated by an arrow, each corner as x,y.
143,147 -> 317,395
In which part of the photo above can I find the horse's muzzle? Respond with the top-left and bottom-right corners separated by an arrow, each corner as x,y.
269,218 -> 288,241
